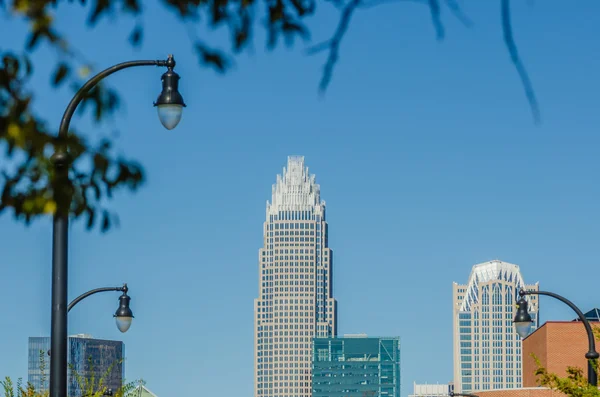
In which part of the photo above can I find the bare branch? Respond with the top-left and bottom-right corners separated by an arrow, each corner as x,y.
310,0 -> 362,92
501,0 -> 540,123
428,0 -> 444,40
444,0 -> 473,27
306,39 -> 333,55
357,0 -> 426,10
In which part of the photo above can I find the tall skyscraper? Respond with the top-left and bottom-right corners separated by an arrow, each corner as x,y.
254,156 -> 338,397
453,260 -> 539,393
28,334 -> 124,396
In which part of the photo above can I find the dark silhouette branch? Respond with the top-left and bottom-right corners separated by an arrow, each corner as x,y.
444,0 -> 473,27
308,0 -> 362,92
428,0 -> 444,40
357,0 -> 426,9
311,0 -> 540,125
501,0 -> 540,123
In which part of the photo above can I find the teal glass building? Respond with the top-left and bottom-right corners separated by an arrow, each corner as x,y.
312,336 -> 401,397
28,335 -> 124,397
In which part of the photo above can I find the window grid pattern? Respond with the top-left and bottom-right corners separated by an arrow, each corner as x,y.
254,157 -> 337,397
312,337 -> 401,397
28,336 -> 124,397
453,261 -> 539,394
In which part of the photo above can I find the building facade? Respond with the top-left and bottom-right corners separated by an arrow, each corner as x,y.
254,156 -> 338,397
522,320 -> 599,387
312,335 -> 401,397
453,260 -> 539,393
312,335 -> 400,397
477,388 -> 565,397
28,334 -> 124,397
408,383 -> 453,397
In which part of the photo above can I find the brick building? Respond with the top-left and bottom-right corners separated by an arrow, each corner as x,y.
522,321 -> 598,387
478,388 -> 565,397
476,315 -> 600,397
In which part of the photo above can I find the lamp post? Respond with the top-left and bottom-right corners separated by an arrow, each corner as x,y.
513,288 -> 599,386
48,284 -> 134,356
68,284 -> 134,332
450,393 -> 479,397
50,55 -> 185,397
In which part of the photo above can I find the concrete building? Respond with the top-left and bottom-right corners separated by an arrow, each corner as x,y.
254,156 -> 338,397
28,334 -> 124,396
408,382 -> 453,397
312,335 -> 400,397
522,320 -> 599,387
453,260 -> 539,393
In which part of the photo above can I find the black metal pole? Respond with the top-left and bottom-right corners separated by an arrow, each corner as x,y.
49,58 -> 174,397
519,289 -> 599,386
50,211 -> 68,397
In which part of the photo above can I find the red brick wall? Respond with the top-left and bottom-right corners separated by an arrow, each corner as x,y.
478,388 -> 564,397
523,322 -> 592,387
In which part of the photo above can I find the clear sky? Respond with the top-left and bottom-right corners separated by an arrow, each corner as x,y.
1,1 -> 599,397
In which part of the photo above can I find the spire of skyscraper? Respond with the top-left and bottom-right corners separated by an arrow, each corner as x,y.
267,156 -> 324,216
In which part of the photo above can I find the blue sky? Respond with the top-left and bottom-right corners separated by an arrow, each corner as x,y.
1,1 -> 599,396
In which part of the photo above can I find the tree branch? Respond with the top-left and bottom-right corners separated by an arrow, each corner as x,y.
501,0 -> 540,123
428,0 -> 444,40
308,0 -> 362,92
444,0 -> 472,27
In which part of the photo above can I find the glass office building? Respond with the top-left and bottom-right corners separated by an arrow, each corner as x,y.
28,334 -> 124,397
312,335 -> 401,397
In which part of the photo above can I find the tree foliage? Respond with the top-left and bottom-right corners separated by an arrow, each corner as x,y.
1,352 -> 138,397
1,377 -> 44,397
0,0 -> 538,231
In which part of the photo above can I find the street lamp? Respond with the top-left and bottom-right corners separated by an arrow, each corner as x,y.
48,284 -> 134,357
68,284 -> 134,333
450,393 -> 479,397
50,55 -> 185,397
154,58 -> 186,130
513,288 -> 600,386
114,286 -> 134,333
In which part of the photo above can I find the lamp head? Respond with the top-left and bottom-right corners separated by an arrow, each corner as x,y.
114,284 -> 134,333
513,297 -> 533,338
154,55 -> 186,130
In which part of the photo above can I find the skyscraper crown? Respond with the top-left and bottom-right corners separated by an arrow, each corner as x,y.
459,260 -> 536,312
266,156 -> 325,217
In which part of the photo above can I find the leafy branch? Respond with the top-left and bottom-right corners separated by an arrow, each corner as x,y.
0,0 -> 544,231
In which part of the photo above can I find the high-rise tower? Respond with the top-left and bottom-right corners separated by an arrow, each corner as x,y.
453,260 -> 539,393
254,156 -> 337,397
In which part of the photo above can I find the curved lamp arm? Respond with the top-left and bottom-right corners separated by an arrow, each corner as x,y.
58,58 -> 173,139
519,289 -> 599,359
450,392 -> 479,397
68,284 -> 128,313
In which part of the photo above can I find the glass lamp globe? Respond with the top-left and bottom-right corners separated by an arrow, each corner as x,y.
157,104 -> 183,130
115,316 -> 133,333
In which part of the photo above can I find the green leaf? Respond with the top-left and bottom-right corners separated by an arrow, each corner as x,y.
52,63 -> 69,86
195,43 -> 230,73
128,24 -> 143,47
